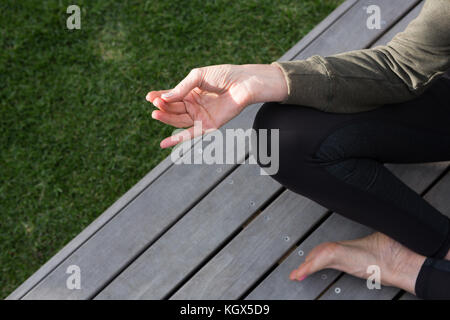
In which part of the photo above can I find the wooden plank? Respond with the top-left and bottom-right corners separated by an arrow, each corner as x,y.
385,162 -> 446,193
170,191 -> 329,299
320,275 -> 398,300
22,149 -> 238,299
12,0 -> 358,300
95,164 -> 281,299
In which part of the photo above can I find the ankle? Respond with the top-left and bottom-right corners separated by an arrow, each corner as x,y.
389,253 -> 426,295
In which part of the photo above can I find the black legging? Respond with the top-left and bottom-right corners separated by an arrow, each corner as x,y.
252,76 -> 450,299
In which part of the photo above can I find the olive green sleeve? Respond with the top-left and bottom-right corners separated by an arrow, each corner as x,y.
273,0 -> 450,113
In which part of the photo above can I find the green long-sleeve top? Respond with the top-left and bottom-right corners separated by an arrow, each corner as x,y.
273,0 -> 450,113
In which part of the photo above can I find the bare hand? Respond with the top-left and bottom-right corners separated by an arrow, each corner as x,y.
146,64 -> 287,148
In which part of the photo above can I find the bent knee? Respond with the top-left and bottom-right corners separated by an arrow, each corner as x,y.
252,103 -> 324,181
252,103 -> 327,162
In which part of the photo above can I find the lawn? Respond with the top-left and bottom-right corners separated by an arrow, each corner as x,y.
0,0 -> 342,298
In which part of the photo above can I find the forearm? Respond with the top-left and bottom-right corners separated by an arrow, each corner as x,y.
272,0 -> 450,113
272,48 -> 425,113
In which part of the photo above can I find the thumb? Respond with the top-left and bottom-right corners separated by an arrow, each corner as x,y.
161,68 -> 202,102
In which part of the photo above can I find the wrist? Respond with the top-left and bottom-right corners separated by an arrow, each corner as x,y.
267,62 -> 289,103
242,63 -> 288,105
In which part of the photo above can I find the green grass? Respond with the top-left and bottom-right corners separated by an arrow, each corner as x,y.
0,0 -> 342,298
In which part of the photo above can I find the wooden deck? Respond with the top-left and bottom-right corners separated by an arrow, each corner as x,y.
8,0 -> 450,300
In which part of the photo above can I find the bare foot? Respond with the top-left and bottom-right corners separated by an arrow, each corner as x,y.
290,232 -> 426,295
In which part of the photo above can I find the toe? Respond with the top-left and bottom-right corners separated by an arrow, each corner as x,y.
290,260 -> 313,281
290,242 -> 340,281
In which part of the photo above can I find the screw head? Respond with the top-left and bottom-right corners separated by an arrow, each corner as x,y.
284,236 -> 290,242
229,179 -> 234,184
321,274 -> 327,280
298,250 -> 304,256
250,201 -> 255,206
216,168 -> 222,173
335,287 -> 341,294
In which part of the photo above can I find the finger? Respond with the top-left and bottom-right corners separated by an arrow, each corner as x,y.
146,90 -> 171,103
161,68 -> 202,102
153,97 -> 186,114
160,124 -> 205,149
151,110 -> 193,128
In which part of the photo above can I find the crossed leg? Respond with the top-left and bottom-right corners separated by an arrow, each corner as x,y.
253,77 -> 450,299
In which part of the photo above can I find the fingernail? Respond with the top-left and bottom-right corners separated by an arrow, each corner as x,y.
146,93 -> 151,101
161,91 -> 173,99
151,111 -> 156,119
297,276 -> 306,281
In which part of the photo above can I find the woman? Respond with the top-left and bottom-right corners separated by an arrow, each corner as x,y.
146,0 -> 450,299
